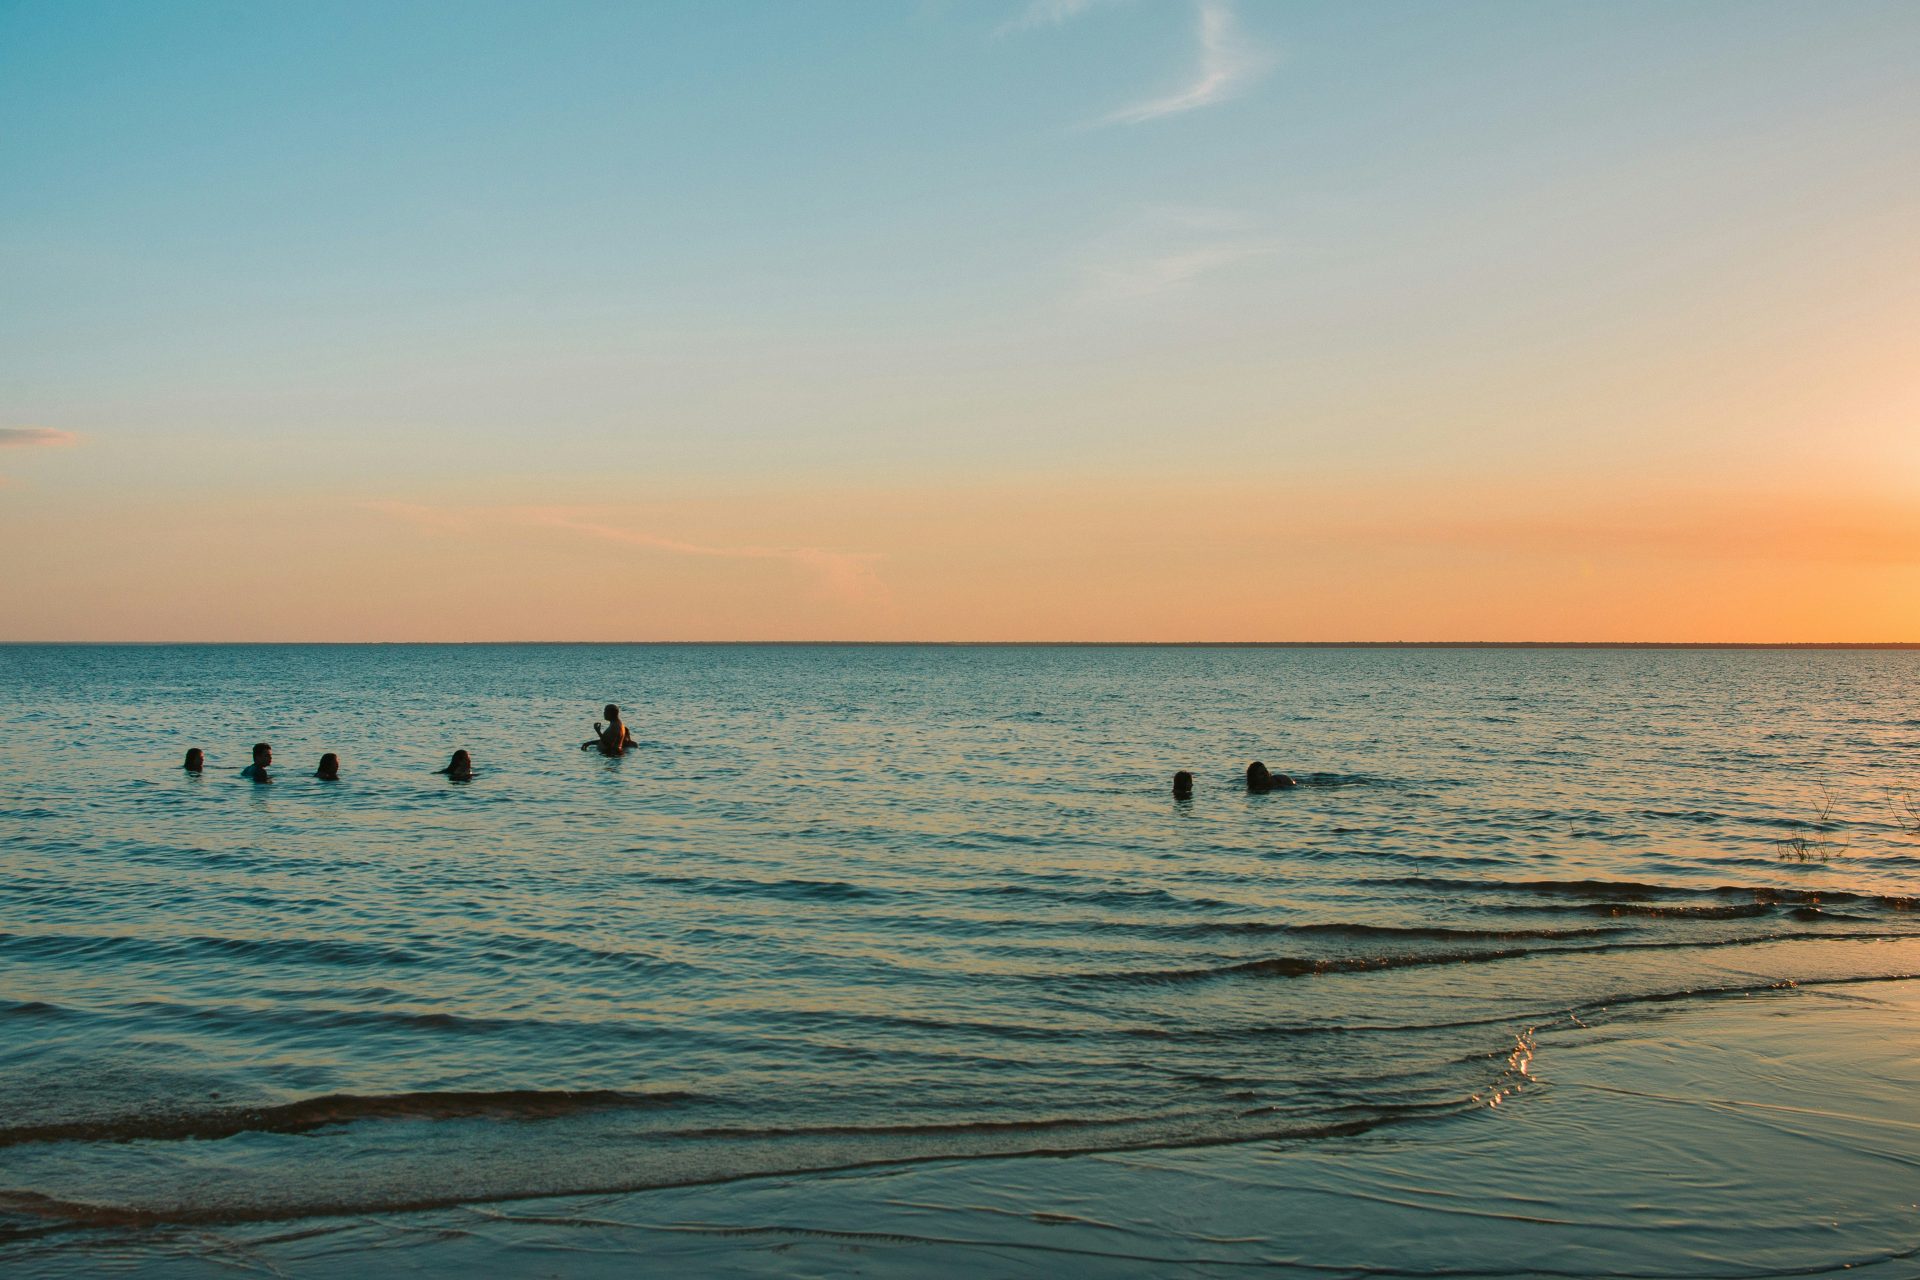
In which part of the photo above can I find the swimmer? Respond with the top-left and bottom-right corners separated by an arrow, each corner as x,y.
438,749 -> 473,781
1245,760 -> 1295,793
584,703 -> 634,756
183,748 -> 204,773
240,742 -> 273,783
1172,770 -> 1194,799
314,752 -> 340,781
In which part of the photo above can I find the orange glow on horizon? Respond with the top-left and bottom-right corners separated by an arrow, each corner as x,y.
4,474 -> 1915,642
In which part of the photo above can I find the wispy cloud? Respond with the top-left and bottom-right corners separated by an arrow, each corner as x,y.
0,427 -> 79,448
364,501 -> 885,603
518,509 -> 885,602
998,0 -> 1102,35
1098,0 -> 1267,126
1079,206 -> 1279,301
1086,238 -> 1278,299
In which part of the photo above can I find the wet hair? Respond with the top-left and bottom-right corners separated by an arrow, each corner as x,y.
604,704 -> 620,720
1247,761 -> 1295,791
252,742 -> 271,762
183,748 -> 204,771
445,750 -> 472,776
315,753 -> 339,779
1171,770 -> 1193,799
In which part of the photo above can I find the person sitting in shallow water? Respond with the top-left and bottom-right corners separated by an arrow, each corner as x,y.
1245,760 -> 1295,793
1172,770 -> 1194,799
183,748 -> 204,773
240,742 -> 273,783
584,703 -> 633,756
314,752 -> 340,781
438,749 -> 473,781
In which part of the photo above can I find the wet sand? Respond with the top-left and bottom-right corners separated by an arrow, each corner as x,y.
14,967 -> 1919,1278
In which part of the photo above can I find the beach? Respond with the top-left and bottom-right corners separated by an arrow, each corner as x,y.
3,644 -> 1918,1275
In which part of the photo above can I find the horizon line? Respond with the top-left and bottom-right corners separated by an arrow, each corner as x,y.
6,640 -> 1920,650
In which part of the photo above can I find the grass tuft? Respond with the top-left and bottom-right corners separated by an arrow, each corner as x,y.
1776,789 -> 1850,862
1890,789 -> 1920,837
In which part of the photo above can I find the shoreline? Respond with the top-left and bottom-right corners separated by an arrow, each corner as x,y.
10,970 -> 1920,1278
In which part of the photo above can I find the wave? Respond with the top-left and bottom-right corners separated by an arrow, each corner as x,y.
1536,901 -> 1776,920
0,930 -> 429,969
8,972 -> 1916,1235
1582,969 -> 1920,1016
0,1088 -> 702,1150
978,882 -> 1237,911
1374,874 -> 1920,912
611,870 -> 888,903
0,928 -> 700,979
0,998 -> 67,1021
1151,920 -> 1629,942
1068,930 -> 1913,987
0,1095 -> 1484,1232
109,997 -> 726,1042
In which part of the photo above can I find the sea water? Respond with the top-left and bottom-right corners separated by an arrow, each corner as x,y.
2,645 -> 1918,1261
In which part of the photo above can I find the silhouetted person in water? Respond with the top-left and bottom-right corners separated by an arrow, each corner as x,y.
1172,770 -> 1194,799
241,743 -> 273,783
183,748 -> 204,773
1245,760 -> 1295,792
314,753 -> 340,781
438,749 -> 473,781
587,703 -> 633,756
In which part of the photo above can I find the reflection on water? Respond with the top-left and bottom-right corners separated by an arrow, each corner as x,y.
1,645 -> 1917,1252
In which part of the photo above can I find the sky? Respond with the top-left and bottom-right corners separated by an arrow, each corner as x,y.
2,0 -> 1917,641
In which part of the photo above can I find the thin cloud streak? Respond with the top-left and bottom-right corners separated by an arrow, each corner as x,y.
1085,238 -> 1279,300
1098,1 -> 1266,126
364,500 -> 885,603
1079,206 -> 1279,301
998,0 -> 1101,35
0,427 -> 79,448
519,509 -> 885,602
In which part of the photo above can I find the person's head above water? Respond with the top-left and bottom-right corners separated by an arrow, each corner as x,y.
1172,770 -> 1194,799
242,742 -> 274,782
1246,760 -> 1295,791
315,753 -> 339,780
604,703 -> 621,722
183,748 -> 204,772
443,749 -> 472,778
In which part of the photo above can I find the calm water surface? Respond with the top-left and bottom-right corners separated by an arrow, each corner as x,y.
2,645 -> 1918,1250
